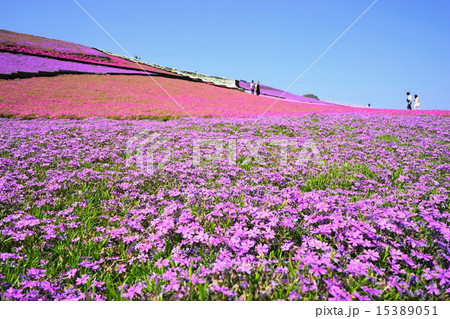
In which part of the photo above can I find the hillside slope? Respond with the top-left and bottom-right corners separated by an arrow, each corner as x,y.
1,29 -> 449,118
0,29 -> 178,76
0,75 -> 351,119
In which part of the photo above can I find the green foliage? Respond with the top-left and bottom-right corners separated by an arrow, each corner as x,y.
302,94 -> 319,100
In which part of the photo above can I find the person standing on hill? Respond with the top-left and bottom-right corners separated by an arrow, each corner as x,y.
250,80 -> 255,94
406,92 -> 412,110
414,94 -> 421,110
256,81 -> 261,96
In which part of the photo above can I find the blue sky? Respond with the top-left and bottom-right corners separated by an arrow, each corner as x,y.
1,0 -> 449,110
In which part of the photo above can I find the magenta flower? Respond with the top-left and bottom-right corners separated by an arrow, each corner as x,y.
4,288 -> 24,300
255,243 -> 269,256
75,274 -> 90,286
361,286 -> 382,297
289,291 -> 301,301
26,268 -> 46,279
280,241 -> 294,251
122,284 -> 143,299
211,282 -> 237,297
164,280 -> 180,293
115,264 -> 127,274
65,268 -> 78,279
346,259 -> 370,276
425,284 -> 440,296
155,258 -> 170,268
361,249 -> 379,261
309,265 -> 327,277
237,263 -> 252,274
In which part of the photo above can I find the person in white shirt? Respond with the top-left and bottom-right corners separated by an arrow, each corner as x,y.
406,92 -> 412,110
250,80 -> 255,94
414,95 -> 421,110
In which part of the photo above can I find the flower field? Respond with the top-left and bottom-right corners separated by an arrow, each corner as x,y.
0,52 -> 152,77
0,114 -> 449,301
0,29 -> 178,76
1,74 -> 449,119
1,27 -> 449,302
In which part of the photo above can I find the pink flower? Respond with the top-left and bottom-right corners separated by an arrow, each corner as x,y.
115,264 -> 126,274
256,244 -> 269,255
122,284 -> 144,299
75,274 -> 90,286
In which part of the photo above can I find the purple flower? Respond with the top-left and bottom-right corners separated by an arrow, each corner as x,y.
3,288 -> 24,300
280,240 -> 294,251
361,286 -> 382,297
362,249 -> 379,261
75,274 -> 90,286
164,280 -> 180,293
211,282 -> 237,297
309,265 -> 327,277
237,263 -> 252,274
425,284 -> 440,296
26,268 -> 46,279
0,253 -> 21,261
315,202 -> 329,212
289,291 -> 301,300
353,292 -> 371,301
155,258 -> 170,268
65,268 -> 78,279
422,268 -> 436,280
115,264 -> 127,274
346,259 -> 370,276
122,284 -> 143,299
255,244 -> 269,255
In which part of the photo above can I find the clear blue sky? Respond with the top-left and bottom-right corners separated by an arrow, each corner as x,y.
1,0 -> 449,110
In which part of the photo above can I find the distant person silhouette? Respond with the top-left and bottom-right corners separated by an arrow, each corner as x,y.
406,92 -> 412,110
256,81 -> 261,96
414,94 -> 421,110
250,80 -> 255,94
368,103 -> 371,108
